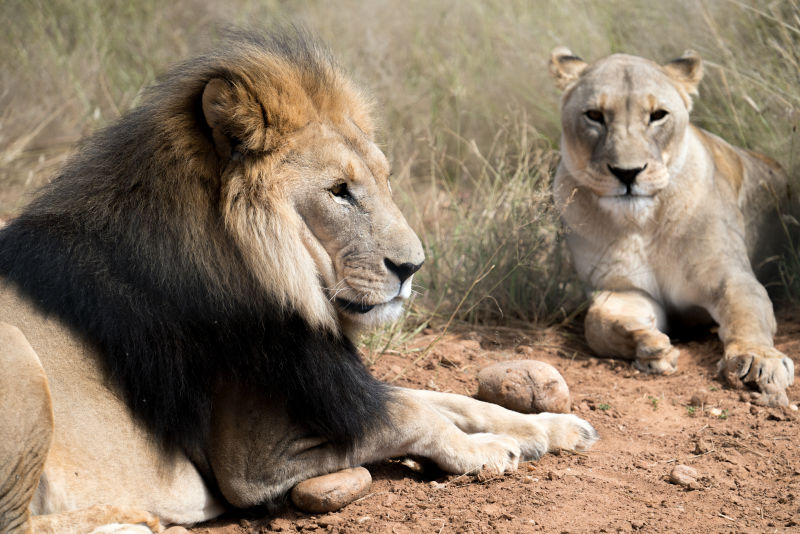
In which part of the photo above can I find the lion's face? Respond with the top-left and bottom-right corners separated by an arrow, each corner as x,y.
550,49 -> 703,216
200,59 -> 423,333
289,122 -> 424,329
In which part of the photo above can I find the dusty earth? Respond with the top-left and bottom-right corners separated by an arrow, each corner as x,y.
189,312 -> 800,534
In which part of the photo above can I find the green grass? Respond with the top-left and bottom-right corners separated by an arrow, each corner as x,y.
2,0 -> 799,330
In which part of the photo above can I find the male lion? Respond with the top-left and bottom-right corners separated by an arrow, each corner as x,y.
549,47 -> 796,407
0,31 -> 597,533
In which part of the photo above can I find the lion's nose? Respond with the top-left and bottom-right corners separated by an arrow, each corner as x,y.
608,164 -> 647,186
384,258 -> 423,284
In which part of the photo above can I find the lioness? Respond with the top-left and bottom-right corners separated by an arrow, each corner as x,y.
549,47 -> 796,407
0,31 -> 597,533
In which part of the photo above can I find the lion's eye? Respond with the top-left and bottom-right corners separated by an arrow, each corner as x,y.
585,110 -> 605,125
330,182 -> 351,199
650,109 -> 669,123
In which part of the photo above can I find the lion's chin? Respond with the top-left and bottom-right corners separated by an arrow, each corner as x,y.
337,297 -> 406,328
596,194 -> 657,224
597,194 -> 656,208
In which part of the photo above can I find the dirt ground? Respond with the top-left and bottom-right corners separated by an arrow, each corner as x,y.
191,312 -> 800,534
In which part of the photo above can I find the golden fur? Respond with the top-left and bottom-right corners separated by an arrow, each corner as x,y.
550,47 -> 795,406
0,32 -> 597,533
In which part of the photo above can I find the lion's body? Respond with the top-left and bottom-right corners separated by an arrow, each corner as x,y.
550,49 -> 795,406
0,32 -> 597,533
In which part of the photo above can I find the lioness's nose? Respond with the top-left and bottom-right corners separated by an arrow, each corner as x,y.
608,164 -> 647,186
384,258 -> 423,284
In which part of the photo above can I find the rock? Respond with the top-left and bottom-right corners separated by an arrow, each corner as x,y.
477,360 -> 571,413
316,515 -> 342,527
669,464 -> 700,489
693,439 -> 712,454
267,518 -> 293,532
291,467 -> 372,513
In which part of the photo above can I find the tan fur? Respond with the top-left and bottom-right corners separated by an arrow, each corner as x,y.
550,47 -> 795,407
693,125 -> 744,195
0,37 -> 597,532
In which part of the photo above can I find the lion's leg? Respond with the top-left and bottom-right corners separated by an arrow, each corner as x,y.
209,386 -> 597,509
711,273 -> 794,407
0,322 -> 54,534
399,388 -> 598,459
584,289 -> 679,374
30,505 -> 162,533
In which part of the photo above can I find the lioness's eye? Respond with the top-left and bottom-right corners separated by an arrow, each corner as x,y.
585,110 -> 605,125
330,182 -> 350,198
650,109 -> 669,123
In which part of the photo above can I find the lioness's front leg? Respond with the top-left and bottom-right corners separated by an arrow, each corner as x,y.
584,290 -> 679,374
711,273 -> 794,406
209,385 -> 597,509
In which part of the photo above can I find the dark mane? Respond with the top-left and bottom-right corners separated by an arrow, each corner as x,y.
0,28 -> 388,454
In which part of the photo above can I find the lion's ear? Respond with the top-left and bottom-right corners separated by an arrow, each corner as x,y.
663,50 -> 703,100
202,77 -> 267,159
549,47 -> 587,91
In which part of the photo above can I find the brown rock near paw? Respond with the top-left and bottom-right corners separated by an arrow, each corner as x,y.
291,466 -> 372,513
477,360 -> 571,413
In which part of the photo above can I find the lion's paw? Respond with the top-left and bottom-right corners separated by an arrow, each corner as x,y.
633,331 -> 679,375
89,525 -> 159,534
718,345 -> 795,407
461,433 -> 521,474
536,413 -> 599,454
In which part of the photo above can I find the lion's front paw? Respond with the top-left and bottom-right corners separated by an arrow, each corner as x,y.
633,331 -> 679,375
718,344 -> 795,407
461,433 -> 521,474
536,413 -> 599,454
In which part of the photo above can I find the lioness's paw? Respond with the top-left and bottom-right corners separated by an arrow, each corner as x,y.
634,332 -> 679,375
461,433 -> 521,474
537,413 -> 599,453
719,345 -> 795,407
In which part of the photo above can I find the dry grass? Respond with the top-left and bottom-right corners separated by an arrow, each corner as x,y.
2,0 -> 799,328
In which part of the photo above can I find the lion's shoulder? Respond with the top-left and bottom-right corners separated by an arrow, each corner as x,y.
691,125 -> 745,196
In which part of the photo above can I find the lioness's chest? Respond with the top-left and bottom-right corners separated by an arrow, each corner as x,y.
578,230 -> 697,306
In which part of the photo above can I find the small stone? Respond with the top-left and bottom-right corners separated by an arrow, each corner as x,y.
547,470 -> 563,480
476,466 -> 500,482
693,439 -> 712,454
291,467 -> 372,513
317,515 -> 342,527
477,360 -> 571,413
414,489 -> 427,501
481,503 -> 502,516
669,464 -> 699,489
267,518 -> 293,532
709,407 -> 722,417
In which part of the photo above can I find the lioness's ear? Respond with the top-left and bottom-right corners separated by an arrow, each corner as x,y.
202,77 -> 267,159
549,47 -> 587,91
663,50 -> 703,100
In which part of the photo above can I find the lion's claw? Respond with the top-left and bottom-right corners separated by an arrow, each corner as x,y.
718,346 -> 794,407
634,341 -> 679,375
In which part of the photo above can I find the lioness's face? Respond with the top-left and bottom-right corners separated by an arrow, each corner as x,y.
290,121 -> 425,327
558,54 -> 693,211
